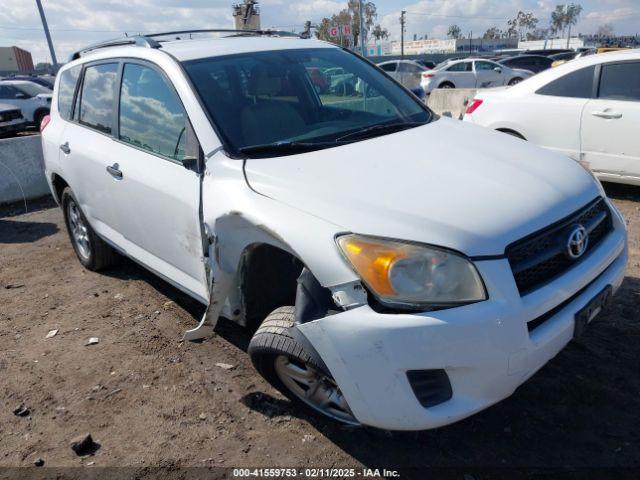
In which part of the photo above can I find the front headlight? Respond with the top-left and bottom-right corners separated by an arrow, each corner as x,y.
337,234 -> 487,309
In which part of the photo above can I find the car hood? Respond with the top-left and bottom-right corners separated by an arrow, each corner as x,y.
243,118 -> 601,257
36,93 -> 52,100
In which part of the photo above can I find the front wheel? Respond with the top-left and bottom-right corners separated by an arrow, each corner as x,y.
248,306 -> 359,426
508,77 -> 523,86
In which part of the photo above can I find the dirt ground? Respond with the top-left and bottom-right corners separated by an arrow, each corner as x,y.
0,184 -> 638,478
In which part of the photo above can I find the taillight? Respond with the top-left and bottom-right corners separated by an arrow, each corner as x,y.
40,114 -> 51,132
422,72 -> 434,78
465,99 -> 483,115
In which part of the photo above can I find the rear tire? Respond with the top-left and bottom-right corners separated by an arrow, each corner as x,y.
248,306 -> 358,425
61,187 -> 119,271
439,82 -> 454,89
33,109 -> 49,129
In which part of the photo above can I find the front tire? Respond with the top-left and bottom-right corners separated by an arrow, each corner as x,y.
508,77 -> 523,86
248,306 -> 358,425
61,187 -> 119,271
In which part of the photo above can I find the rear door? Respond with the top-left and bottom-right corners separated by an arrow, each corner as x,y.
581,60 -> 640,181
444,61 -> 474,88
59,61 -> 124,241
108,61 -> 208,301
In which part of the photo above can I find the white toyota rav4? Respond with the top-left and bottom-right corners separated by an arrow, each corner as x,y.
42,31 -> 628,431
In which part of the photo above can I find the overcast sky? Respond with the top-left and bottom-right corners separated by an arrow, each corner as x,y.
1,0 -> 639,65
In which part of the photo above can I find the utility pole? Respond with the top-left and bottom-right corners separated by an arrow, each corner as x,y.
566,24 -> 572,48
359,0 -> 366,56
35,0 -> 58,70
400,10 -> 406,59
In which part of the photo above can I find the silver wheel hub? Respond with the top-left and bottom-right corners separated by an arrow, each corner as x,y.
67,200 -> 90,260
274,355 -> 358,425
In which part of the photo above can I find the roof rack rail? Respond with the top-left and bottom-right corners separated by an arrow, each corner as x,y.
69,29 -> 302,61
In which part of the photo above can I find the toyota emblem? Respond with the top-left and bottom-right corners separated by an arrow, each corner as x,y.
566,225 -> 589,259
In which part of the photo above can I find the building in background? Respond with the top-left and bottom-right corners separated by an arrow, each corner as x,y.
233,0 -> 260,31
0,46 -> 34,73
518,38 -> 584,50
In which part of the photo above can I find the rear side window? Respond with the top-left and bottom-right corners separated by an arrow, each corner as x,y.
79,63 -> 118,134
119,63 -> 190,161
536,66 -> 595,98
599,62 -> 640,101
57,66 -> 81,120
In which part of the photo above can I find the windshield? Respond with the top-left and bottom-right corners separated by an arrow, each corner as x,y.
14,82 -> 51,97
184,48 -> 432,158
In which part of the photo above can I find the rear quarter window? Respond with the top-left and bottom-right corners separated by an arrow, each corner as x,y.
57,65 -> 81,120
536,65 -> 595,98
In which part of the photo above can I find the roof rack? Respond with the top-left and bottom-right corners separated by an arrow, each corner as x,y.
69,29 -> 302,61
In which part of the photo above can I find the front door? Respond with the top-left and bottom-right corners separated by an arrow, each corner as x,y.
581,60 -> 640,181
109,61 -> 208,302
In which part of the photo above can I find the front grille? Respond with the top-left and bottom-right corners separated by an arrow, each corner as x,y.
0,110 -> 22,122
506,198 -> 613,295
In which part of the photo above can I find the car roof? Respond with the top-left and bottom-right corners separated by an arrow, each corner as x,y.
74,36 -> 335,64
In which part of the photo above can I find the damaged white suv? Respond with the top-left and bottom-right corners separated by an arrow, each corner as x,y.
42,31 -> 628,430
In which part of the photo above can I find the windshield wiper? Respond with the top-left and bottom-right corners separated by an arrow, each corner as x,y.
336,121 -> 426,142
239,141 -> 341,157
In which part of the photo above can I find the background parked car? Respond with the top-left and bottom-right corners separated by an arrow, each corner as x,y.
5,75 -> 55,90
463,49 -> 640,186
0,103 -> 26,136
420,58 -> 533,94
378,59 -> 429,90
0,80 -> 52,126
498,55 -> 554,73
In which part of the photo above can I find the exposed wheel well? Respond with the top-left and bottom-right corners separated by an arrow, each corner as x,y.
51,174 -> 69,204
439,81 -> 455,88
240,243 -> 304,334
496,128 -> 526,140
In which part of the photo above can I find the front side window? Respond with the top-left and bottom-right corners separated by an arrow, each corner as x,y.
475,61 -> 498,71
599,62 -> 640,101
14,82 -> 50,97
79,63 -> 118,134
536,66 -> 595,99
185,48 -> 430,158
379,62 -> 397,72
58,66 -> 81,120
119,63 -> 191,161
447,62 -> 472,72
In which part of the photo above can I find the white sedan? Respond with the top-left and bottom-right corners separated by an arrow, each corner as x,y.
0,80 -> 52,125
420,58 -> 533,94
464,49 -> 640,186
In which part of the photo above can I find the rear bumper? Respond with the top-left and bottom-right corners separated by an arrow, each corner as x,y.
298,204 -> 628,430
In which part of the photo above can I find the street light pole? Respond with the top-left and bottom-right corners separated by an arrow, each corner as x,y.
400,10 -> 406,59
35,0 -> 58,70
359,0 -> 366,56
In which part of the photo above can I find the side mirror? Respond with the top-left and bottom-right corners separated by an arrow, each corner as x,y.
494,67 -> 502,73
15,93 -> 28,99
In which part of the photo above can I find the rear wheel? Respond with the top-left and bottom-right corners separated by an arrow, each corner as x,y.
439,82 -> 454,89
248,306 -> 358,425
61,187 -> 119,271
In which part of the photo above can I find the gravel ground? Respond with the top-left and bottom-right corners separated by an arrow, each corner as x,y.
0,185 -> 638,477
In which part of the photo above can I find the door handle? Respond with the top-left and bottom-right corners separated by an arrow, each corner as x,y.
106,163 -> 123,179
591,110 -> 622,119
59,142 -> 70,154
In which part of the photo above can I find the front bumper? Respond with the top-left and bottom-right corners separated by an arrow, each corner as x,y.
298,204 -> 628,430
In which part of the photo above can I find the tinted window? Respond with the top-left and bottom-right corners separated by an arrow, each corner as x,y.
79,63 -> 118,134
58,66 -> 81,120
599,62 -> 640,101
0,85 -> 18,99
447,62 -> 472,72
379,63 -> 397,72
536,66 -> 595,98
119,63 -> 191,161
398,63 -> 422,74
